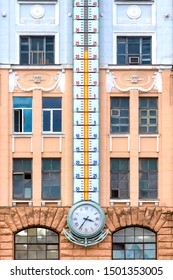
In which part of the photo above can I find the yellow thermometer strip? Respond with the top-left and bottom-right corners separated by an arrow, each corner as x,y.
84,50 -> 89,200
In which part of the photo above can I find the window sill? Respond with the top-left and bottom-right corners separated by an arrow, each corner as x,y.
42,133 -> 65,137
12,200 -> 33,206
12,133 -> 33,137
138,200 -> 159,206
110,199 -> 131,206
41,200 -> 62,206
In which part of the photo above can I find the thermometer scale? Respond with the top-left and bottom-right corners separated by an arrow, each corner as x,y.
63,0 -> 108,245
73,0 -> 100,203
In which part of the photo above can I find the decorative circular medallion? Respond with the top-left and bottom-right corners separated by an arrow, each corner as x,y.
30,5 -> 45,19
127,5 -> 142,19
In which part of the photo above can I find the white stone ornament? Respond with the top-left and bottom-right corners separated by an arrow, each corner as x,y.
30,5 -> 45,19
127,5 -> 142,19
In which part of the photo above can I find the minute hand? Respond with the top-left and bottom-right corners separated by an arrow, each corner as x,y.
79,216 -> 89,229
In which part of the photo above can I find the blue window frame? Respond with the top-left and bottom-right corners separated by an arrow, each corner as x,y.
13,97 -> 32,133
42,98 -> 62,133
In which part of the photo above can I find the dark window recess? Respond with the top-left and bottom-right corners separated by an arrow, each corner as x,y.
139,158 -> 158,199
139,97 -> 158,134
13,159 -> 32,199
117,37 -> 151,65
13,97 -> 32,133
42,159 -> 61,199
42,98 -> 62,133
111,97 -> 129,133
110,158 -> 129,199
20,36 -> 54,65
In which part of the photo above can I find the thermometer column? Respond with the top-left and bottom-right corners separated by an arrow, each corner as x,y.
73,0 -> 100,203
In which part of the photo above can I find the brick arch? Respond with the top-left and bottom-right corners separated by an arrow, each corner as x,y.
4,207 -> 69,234
105,207 -> 170,234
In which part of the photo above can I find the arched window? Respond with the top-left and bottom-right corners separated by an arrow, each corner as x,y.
113,227 -> 156,260
15,227 -> 59,260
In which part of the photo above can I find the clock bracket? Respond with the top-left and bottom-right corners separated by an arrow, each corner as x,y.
63,228 -> 109,247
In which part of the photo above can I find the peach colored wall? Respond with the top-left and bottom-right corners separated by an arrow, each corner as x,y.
0,69 -> 72,207
100,69 -> 173,208
1,68 -> 173,208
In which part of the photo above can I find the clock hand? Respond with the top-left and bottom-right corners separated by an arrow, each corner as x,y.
79,216 -> 89,229
83,217 -> 94,222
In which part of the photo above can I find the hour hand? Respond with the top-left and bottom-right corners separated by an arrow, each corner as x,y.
83,217 -> 94,222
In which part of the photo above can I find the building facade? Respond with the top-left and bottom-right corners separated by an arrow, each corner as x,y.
0,0 -> 173,260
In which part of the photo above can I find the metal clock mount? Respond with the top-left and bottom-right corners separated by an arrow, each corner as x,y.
63,201 -> 109,247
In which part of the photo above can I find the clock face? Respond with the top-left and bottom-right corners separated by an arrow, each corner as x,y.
67,201 -> 105,238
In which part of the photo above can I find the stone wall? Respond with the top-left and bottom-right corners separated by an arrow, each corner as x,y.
0,206 -> 173,260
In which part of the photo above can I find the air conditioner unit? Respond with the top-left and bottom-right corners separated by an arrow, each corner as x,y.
129,57 -> 140,65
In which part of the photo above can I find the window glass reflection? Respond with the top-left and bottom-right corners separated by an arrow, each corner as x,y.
113,227 -> 156,260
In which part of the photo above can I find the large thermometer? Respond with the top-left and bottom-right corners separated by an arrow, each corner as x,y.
64,0 -> 108,246
73,0 -> 100,203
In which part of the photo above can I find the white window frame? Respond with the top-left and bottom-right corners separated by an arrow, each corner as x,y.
42,108 -> 62,134
13,101 -> 32,134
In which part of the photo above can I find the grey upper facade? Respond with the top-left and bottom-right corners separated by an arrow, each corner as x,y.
0,0 -> 172,66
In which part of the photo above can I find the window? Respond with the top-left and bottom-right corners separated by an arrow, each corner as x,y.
139,97 -> 158,133
42,159 -> 61,199
13,97 -> 32,133
42,98 -> 62,133
113,227 -> 156,260
111,97 -> 129,133
20,36 -> 54,65
110,159 -> 129,199
117,37 -> 151,65
139,158 -> 158,199
15,227 -> 59,260
13,159 -> 32,199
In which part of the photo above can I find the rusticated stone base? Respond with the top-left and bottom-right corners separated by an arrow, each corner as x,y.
0,206 -> 173,260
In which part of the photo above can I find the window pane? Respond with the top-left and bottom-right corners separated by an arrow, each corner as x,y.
43,159 -> 51,171
31,37 -> 44,51
43,111 -> 51,131
43,98 -> 62,109
53,110 -> 62,132
47,251 -> 58,259
113,250 -> 124,259
20,53 -> 29,64
14,110 -> 22,132
52,159 -> 60,170
13,97 -> 32,109
24,109 -> 32,132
